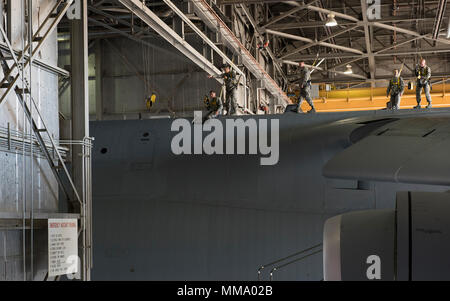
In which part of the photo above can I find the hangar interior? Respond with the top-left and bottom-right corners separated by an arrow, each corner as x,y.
0,0 -> 449,281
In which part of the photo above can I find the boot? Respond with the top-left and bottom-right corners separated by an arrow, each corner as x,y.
414,104 -> 421,109
426,103 -> 432,109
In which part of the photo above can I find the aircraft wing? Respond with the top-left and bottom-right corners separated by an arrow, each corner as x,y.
323,117 -> 450,186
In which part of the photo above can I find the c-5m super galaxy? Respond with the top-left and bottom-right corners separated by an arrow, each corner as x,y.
90,107 -> 450,281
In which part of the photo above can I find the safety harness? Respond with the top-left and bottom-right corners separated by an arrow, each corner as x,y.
204,96 -> 220,112
416,66 -> 430,87
390,78 -> 402,95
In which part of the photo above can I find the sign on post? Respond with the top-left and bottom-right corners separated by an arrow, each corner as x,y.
48,219 -> 78,277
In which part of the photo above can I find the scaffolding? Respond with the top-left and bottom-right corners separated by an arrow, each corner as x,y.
0,0 -> 92,281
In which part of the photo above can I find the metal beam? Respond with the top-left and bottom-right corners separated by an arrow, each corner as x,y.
283,60 -> 367,80
286,1 -> 359,22
219,0 -> 306,3
432,0 -> 448,42
87,18 -> 185,61
309,72 -> 450,83
360,0 -> 376,83
87,5 -> 159,39
118,0 -> 222,80
280,25 -> 359,59
285,1 -> 450,46
267,17 -> 439,30
327,35 -> 427,71
0,0 -> 72,105
261,0 -> 318,28
286,47 -> 450,60
160,0 -> 248,106
371,21 -> 450,45
0,42 -> 69,77
160,0 -> 243,78
239,4 -> 287,82
190,0 -> 291,104
265,28 -> 364,55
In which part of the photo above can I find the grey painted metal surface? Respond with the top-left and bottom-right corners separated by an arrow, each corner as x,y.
409,192 -> 450,280
90,108 -> 450,280
324,191 -> 450,280
323,116 -> 450,185
340,210 -> 396,280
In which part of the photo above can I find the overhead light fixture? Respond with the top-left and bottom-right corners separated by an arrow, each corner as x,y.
343,64 -> 353,74
325,14 -> 338,27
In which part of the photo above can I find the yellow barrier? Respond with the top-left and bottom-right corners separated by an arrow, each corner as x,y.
294,79 -> 450,112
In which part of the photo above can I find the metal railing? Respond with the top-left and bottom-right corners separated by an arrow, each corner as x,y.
269,249 -> 322,281
0,123 -> 69,159
60,137 -> 94,279
257,243 -> 322,281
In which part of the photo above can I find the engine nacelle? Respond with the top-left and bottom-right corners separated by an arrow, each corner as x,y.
323,192 -> 450,280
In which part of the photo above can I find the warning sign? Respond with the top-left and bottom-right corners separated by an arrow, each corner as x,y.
48,219 -> 78,277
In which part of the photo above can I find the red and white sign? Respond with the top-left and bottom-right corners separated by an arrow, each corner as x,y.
48,219 -> 78,277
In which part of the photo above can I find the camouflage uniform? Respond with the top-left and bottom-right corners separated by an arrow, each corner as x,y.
205,96 -> 223,120
415,65 -> 432,108
221,71 -> 239,115
296,67 -> 315,113
386,76 -> 405,110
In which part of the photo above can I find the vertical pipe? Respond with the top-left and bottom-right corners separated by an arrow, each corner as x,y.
7,122 -> 11,150
27,0 -> 34,281
20,0 -> 26,282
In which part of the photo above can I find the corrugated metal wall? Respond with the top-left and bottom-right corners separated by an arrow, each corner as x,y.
0,0 -> 59,280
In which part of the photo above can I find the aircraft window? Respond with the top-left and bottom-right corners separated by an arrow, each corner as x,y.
100,148 -> 108,154
143,132 -> 150,137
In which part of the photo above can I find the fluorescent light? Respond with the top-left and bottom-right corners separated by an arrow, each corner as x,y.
326,14 -> 338,27
343,64 -> 353,74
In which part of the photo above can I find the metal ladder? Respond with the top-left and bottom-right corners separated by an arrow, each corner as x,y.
0,0 -> 72,105
0,1 -> 79,205
0,0 -> 93,281
257,243 -> 323,281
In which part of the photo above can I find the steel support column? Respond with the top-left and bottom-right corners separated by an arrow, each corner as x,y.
70,0 -> 89,280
